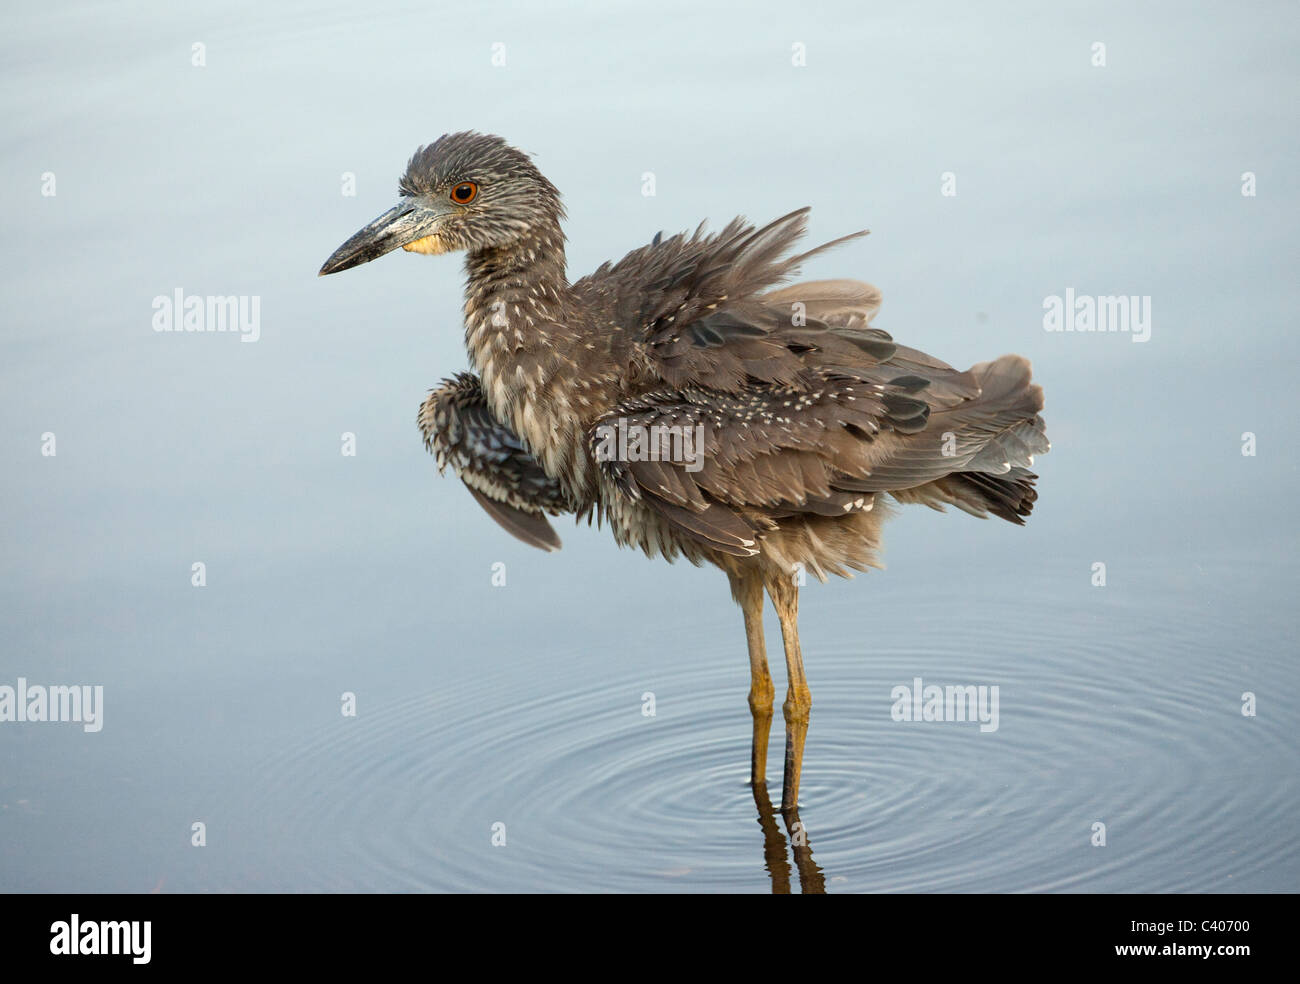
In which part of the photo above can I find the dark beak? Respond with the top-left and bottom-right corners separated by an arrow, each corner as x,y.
318,200 -> 452,276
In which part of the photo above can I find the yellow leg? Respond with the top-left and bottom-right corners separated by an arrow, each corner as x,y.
765,573 -> 810,813
730,569 -> 773,786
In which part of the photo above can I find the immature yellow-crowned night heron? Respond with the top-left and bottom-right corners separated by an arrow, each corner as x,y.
320,132 -> 1049,813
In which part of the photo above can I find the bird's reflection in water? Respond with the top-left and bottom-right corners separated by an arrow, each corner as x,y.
751,783 -> 825,894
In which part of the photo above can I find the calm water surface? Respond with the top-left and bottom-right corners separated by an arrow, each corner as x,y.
1,1 -> 1297,892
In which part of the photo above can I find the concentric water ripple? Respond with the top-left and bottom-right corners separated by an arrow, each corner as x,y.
234,590 -> 1296,892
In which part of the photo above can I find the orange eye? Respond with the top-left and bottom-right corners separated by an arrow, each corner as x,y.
450,181 -> 478,204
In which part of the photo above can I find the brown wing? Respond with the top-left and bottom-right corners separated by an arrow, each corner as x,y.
419,373 -> 572,551
592,354 -> 1047,556
589,363 -> 925,557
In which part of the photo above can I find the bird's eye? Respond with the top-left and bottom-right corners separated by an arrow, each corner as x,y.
450,181 -> 478,204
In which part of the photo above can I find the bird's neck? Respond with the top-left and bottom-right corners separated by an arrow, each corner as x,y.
461,225 -> 598,495
462,224 -> 569,367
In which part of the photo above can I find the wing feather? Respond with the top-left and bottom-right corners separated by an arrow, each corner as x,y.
419,373 -> 573,551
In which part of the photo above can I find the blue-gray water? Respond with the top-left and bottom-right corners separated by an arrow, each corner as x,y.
1,0 -> 1296,892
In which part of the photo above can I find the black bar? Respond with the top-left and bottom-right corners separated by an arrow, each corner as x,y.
1,893 -> 1280,971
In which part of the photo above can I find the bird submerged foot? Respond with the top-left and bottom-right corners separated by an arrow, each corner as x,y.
752,781 -> 826,893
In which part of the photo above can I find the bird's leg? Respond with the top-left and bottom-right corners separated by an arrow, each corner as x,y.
730,569 -> 773,786
765,573 -> 811,813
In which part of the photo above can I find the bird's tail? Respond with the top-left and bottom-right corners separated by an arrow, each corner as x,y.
945,467 -> 1039,524
946,355 -> 1050,524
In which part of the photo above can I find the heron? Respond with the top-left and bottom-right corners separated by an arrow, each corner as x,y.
319,131 -> 1049,814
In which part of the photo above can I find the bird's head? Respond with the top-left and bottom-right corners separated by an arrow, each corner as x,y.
319,131 -> 564,276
